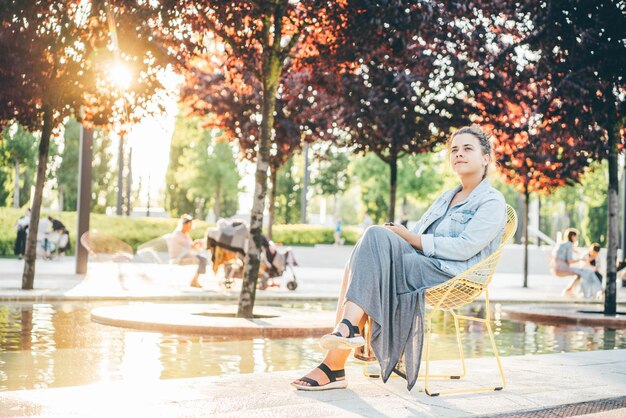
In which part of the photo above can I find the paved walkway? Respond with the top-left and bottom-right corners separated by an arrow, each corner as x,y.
1,349 -> 624,417
2,247 -> 626,416
1,253 -> 625,304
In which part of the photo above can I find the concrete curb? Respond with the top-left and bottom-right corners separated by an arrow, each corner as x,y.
503,304 -> 626,327
91,304 -> 335,337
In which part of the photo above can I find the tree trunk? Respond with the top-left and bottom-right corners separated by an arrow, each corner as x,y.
268,166 -> 277,240
515,192 -> 524,244
13,161 -> 20,208
22,106 -> 54,290
58,185 -> 64,211
194,197 -> 202,220
605,118 -> 619,315
214,182 -> 221,220
388,155 -> 398,222
536,197 -> 541,247
333,194 -> 341,219
76,126 -> 93,275
116,134 -> 124,216
237,50 -> 281,318
146,175 -> 151,217
300,143 -> 309,224
125,147 -> 132,216
523,187 -> 530,288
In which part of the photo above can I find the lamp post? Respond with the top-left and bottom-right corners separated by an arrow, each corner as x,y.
76,120 -> 93,275
300,143 -> 309,224
116,133 -> 124,215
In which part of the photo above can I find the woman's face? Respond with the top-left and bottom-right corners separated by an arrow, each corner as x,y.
449,133 -> 488,178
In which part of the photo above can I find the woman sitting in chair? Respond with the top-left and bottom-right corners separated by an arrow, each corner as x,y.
292,125 -> 507,391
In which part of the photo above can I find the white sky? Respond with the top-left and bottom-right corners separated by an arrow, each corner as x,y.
121,79 -> 256,215
126,112 -> 177,207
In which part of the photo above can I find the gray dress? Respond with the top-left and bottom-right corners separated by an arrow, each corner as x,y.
345,214 -> 454,391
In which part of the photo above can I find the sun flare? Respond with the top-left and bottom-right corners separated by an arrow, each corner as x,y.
109,62 -> 132,90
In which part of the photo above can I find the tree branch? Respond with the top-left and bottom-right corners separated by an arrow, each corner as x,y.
487,26 -> 547,68
271,2 -> 284,58
200,16 -> 246,62
280,32 -> 301,62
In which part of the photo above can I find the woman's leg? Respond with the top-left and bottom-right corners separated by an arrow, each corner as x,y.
577,269 -> 602,298
333,263 -> 366,334
564,275 -> 580,292
293,264 -> 367,386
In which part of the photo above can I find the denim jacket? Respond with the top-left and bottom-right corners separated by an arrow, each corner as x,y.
410,178 -> 507,277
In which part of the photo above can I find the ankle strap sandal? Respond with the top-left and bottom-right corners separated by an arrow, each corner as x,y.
320,318 -> 365,350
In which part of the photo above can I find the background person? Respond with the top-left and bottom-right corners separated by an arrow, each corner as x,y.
553,228 -> 602,299
168,214 -> 208,288
14,208 -> 31,259
334,220 -> 343,245
584,242 -> 603,283
47,216 -> 71,256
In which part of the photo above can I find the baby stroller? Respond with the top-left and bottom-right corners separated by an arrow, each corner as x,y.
206,219 -> 298,291
37,231 -> 70,260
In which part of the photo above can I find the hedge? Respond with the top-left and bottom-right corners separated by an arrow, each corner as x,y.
270,224 -> 360,246
0,207 -> 362,257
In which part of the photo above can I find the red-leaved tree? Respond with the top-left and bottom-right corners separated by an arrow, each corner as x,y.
0,1 -> 171,289
481,0 -> 625,312
167,0 -> 364,317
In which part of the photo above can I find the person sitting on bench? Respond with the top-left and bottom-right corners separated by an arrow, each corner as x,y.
168,214 -> 208,288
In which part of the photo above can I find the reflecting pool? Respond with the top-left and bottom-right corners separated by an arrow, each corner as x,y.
1,302 -> 624,391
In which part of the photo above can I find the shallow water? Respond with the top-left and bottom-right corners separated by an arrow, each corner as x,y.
1,302 -> 624,391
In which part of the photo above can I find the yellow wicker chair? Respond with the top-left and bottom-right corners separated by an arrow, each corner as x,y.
355,204 -> 518,396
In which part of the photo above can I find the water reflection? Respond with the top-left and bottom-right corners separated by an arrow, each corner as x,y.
0,302 -> 625,391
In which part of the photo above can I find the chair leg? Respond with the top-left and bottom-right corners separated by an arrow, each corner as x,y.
451,310 -> 467,379
423,315 -> 434,395
419,310 -> 466,381
423,303 -> 506,396
485,320 -> 506,391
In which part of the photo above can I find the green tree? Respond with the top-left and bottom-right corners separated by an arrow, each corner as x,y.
169,115 -> 240,220
56,119 -> 80,211
165,114 -> 196,217
312,147 -> 351,197
91,131 -> 116,214
397,151 -> 454,218
51,119 -> 117,213
581,164 -> 609,247
311,147 -> 350,222
352,151 -> 453,224
535,162 -> 609,247
181,140 -> 240,219
0,125 -> 37,208
0,169 -> 9,206
352,154 -> 389,223
274,158 -> 302,225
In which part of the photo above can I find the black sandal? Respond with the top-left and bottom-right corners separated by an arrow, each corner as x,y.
291,363 -> 348,391
320,318 -> 365,350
